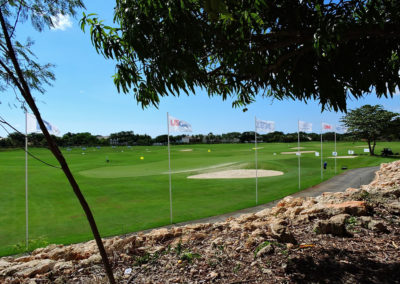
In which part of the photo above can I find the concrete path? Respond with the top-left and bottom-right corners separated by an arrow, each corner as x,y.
163,166 -> 379,229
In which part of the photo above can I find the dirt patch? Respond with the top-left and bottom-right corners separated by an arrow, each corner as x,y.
290,147 -> 305,150
179,149 -> 193,152
328,156 -> 357,159
355,145 -> 369,148
187,169 -> 284,179
281,151 -> 316,155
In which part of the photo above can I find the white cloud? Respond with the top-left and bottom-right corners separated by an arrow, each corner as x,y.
79,90 -> 85,94
50,14 -> 72,31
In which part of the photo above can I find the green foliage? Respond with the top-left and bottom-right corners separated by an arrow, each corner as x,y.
134,252 -> 151,266
81,0 -> 400,112
341,105 -> 398,155
346,216 -> 357,225
254,240 -> 278,258
12,236 -> 48,254
179,251 -> 201,263
174,241 -> 183,256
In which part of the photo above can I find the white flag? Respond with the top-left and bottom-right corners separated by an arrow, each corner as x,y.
168,115 -> 192,132
27,113 -> 60,135
322,122 -> 333,131
336,125 -> 348,133
298,121 -> 312,132
256,119 -> 275,133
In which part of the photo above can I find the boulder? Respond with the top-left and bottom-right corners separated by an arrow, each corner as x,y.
276,196 -> 304,208
314,214 -> 350,236
255,208 -> 271,218
359,216 -> 373,227
0,259 -> 11,270
325,201 -> 368,216
269,220 -> 297,244
148,228 -> 174,242
80,254 -> 102,267
3,259 -> 55,277
53,261 -> 74,271
388,202 -> 400,215
367,220 -> 388,232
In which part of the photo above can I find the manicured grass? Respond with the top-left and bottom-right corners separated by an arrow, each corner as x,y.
0,141 -> 398,256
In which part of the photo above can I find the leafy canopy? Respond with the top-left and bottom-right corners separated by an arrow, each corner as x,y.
81,0 -> 400,112
340,104 -> 398,154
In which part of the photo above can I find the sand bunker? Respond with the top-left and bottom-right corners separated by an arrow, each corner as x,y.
281,151 -> 316,155
188,169 -> 284,179
290,147 -> 305,150
180,149 -> 193,152
328,156 -> 357,159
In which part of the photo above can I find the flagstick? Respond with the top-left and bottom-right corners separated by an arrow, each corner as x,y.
167,112 -> 173,224
254,116 -> 258,205
334,128 -> 337,174
297,120 -> 300,190
25,111 -> 29,249
320,122 -> 323,180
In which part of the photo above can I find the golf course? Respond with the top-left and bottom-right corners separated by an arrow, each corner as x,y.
0,141 -> 398,256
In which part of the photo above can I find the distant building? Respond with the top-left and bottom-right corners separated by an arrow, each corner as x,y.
96,135 -> 109,140
180,136 -> 190,144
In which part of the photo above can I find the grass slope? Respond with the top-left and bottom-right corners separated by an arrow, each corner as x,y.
0,141 -> 398,256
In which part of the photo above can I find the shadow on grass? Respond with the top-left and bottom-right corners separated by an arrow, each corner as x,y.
286,248 -> 400,283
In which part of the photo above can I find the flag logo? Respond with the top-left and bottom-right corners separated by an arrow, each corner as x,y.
298,121 -> 312,132
322,123 -> 332,130
336,125 -> 348,133
168,115 -> 192,132
27,113 -> 60,135
256,119 -> 275,133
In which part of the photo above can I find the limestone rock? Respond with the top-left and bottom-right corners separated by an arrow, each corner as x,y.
270,220 -> 297,244
359,216 -> 373,227
367,220 -> 388,232
53,261 -> 73,271
148,228 -> 173,242
324,201 -> 368,216
3,259 -> 55,277
0,259 -> 11,270
388,202 -> 400,215
80,254 -> 101,267
256,244 -> 274,257
255,208 -> 271,218
314,214 -> 350,236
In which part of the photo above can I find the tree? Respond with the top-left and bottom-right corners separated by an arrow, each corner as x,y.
341,105 -> 398,155
385,117 -> 400,141
82,0 -> 400,112
0,1 -> 115,282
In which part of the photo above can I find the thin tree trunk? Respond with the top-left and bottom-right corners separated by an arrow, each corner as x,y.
0,10 -> 115,284
368,139 -> 373,156
372,140 -> 376,156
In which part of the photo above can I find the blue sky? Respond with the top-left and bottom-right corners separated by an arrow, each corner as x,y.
0,0 -> 399,138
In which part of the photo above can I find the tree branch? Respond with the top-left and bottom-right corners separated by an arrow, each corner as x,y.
0,8 -> 115,284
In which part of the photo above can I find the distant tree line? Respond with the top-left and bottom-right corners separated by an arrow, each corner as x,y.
0,129 -> 387,148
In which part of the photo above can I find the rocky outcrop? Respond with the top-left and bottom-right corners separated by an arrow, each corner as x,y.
1,161 -> 400,283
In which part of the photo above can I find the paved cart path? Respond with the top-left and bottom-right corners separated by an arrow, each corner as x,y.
160,166 -> 379,229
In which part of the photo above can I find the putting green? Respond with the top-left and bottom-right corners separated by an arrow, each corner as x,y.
79,162 -> 240,178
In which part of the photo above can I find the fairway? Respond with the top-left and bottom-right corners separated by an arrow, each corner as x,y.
0,141 -> 398,256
